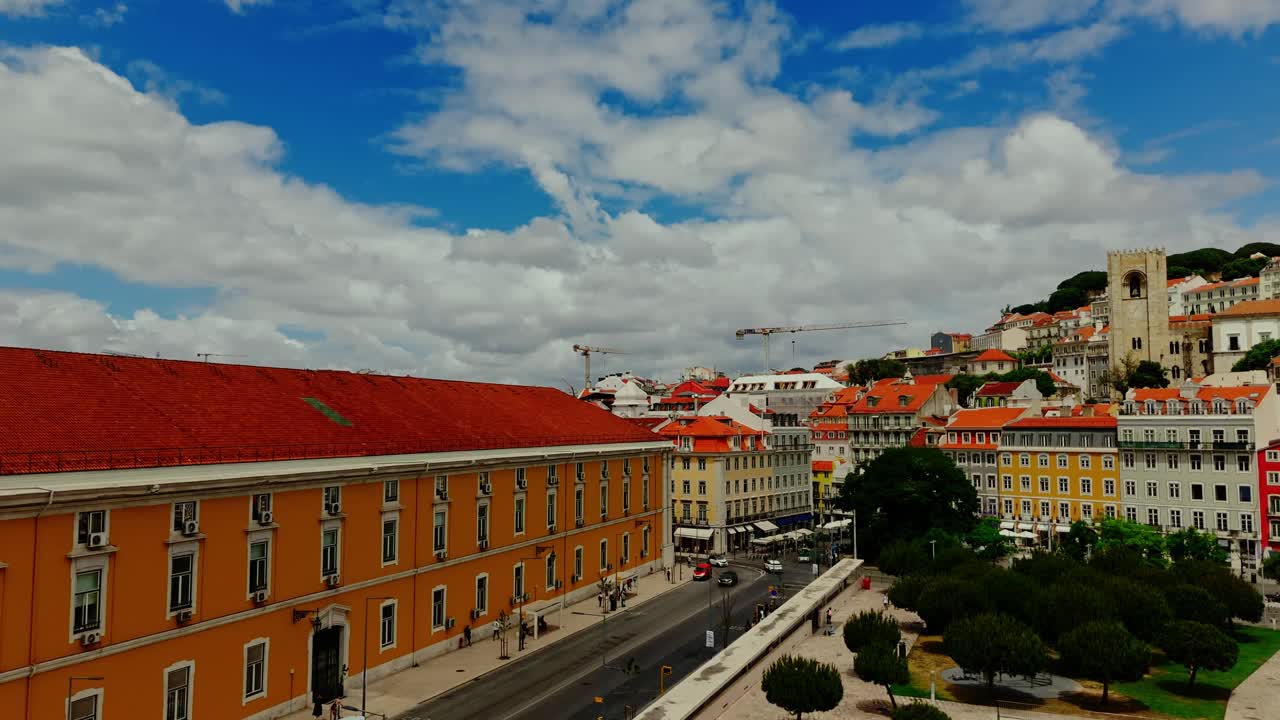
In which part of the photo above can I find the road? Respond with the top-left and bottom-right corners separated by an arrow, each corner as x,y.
396,558 -> 819,720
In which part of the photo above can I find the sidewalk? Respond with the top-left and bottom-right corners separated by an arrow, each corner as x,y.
1225,641 -> 1280,720
282,569 -> 691,720
695,575 -> 1080,720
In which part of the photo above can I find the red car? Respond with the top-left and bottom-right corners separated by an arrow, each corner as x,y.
692,563 -> 712,581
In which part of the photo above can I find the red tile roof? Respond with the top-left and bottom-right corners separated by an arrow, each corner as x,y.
625,417 -> 669,431
1215,299 -> 1280,318
849,380 -> 942,415
811,460 -> 833,473
0,347 -> 661,475
1132,386 -> 1269,404
975,381 -> 1022,397
947,408 -> 1027,429
658,416 -> 764,452
913,374 -> 956,385
973,349 -> 1016,363
1007,416 -> 1117,429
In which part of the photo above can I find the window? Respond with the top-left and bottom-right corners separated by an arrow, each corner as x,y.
76,510 -> 107,546
432,586 -> 446,630
1169,482 -> 1181,500
1125,507 -> 1138,522
1103,455 -> 1114,470
1168,454 -> 1179,470
1020,454 -> 1030,467
249,540 -> 269,593
172,502 -> 198,532
435,474 -> 449,498
697,480 -> 706,496
165,665 -> 192,720
380,601 -> 396,649
323,485 -> 341,511
1079,455 -> 1091,470
599,539 -> 609,571
600,482 -> 609,517
433,510 -> 447,551
621,478 -> 630,513
1081,478 -> 1093,495
251,493 -> 272,523
697,458 -> 706,471
1242,513 -> 1254,533
1058,478 -> 1070,494
1190,454 -> 1202,471
477,503 -> 490,544
545,552 -> 557,588
1058,501 -> 1070,519
1002,475 -> 1013,491
1124,480 -> 1136,496
1020,476 -> 1031,491
384,479 -> 399,503
245,640 -> 267,700
642,473 -> 650,509
321,528 -> 339,576
1102,479 -> 1114,496
73,569 -> 102,633
1147,508 -> 1160,526
1192,483 -> 1204,500
1216,512 -> 1229,531
1038,454 -> 1049,468
546,491 -> 557,529
1144,453 -> 1156,470
1170,509 -> 1182,528
574,546 -> 583,581
382,517 -> 398,564
1213,455 -> 1226,471
169,553 -> 194,612
575,486 -> 584,524
1193,510 -> 1205,529
622,533 -> 631,565
1057,454 -> 1068,468
1001,453 -> 1012,465
514,497 -> 526,534
1039,477 -> 1050,493
69,693 -> 98,720
1269,471 -> 1280,486
1122,453 -> 1134,469
1003,499 -> 1014,515
1238,455 -> 1252,472
642,526 -> 651,557
1212,484 -> 1228,502
474,574 -> 489,616
1146,481 -> 1158,498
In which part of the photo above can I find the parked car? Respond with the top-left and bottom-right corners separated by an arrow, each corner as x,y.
692,563 -> 712,581
797,551 -> 811,563
764,558 -> 783,573
709,555 -> 729,567
718,570 -> 738,586
1266,592 -> 1280,604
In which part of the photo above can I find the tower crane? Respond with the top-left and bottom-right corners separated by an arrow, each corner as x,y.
735,320 -> 907,374
572,344 -> 627,394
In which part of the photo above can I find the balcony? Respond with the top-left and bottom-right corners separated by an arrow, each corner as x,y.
1212,441 -> 1253,451
1118,440 -> 1186,450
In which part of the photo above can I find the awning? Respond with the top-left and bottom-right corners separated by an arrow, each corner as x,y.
999,521 -> 1015,530
1054,525 -> 1071,533
1017,531 -> 1037,539
998,529 -> 1017,537
727,527 -> 739,536
823,519 -> 852,530
751,537 -> 776,546
674,527 -> 713,540
794,528 -> 814,537
755,520 -> 780,533
1016,523 -> 1033,531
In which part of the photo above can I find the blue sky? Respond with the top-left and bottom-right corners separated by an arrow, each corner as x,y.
1,0 -> 1278,383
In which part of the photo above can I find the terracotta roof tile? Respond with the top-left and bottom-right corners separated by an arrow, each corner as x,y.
1215,299 -> 1280,318
973,349 -> 1016,363
946,408 -> 1026,429
975,381 -> 1021,396
1007,416 -> 1117,429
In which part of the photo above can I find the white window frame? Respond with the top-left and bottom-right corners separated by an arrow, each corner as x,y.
474,573 -> 489,617
321,523 -> 341,580
250,493 -> 273,524
162,659 -> 195,720
433,508 -> 448,552
514,496 -> 526,536
69,556 -> 108,642
171,501 -> 200,534
574,545 -> 584,581
67,685 -> 103,720
431,584 -> 447,633
383,479 -> 400,505
381,512 -> 399,567
246,533 -> 271,599
166,542 -> 199,618
242,637 -> 269,704
74,509 -> 110,548
379,598 -> 398,651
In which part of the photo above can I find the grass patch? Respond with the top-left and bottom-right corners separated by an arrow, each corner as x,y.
1113,626 -> 1280,720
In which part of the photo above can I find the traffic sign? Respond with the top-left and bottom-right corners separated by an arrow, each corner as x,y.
705,630 -> 714,648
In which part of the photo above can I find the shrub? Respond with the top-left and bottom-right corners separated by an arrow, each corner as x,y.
843,611 -> 901,654
890,702 -> 952,720
762,654 -> 844,719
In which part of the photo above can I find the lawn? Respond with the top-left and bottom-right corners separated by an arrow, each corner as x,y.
1113,626 -> 1280,720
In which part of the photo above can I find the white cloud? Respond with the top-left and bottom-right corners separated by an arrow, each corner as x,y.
964,0 -> 1100,32
82,2 -> 126,27
0,0 -> 62,17
126,59 -> 227,105
0,5 -> 1272,385
832,22 -> 923,50
1109,0 -> 1280,35
225,0 -> 268,14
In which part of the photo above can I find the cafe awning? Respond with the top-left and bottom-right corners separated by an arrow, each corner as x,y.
674,527 -> 713,540
754,520 -> 780,533
999,521 -> 1015,530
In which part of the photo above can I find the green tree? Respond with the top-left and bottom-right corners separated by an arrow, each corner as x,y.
877,540 -> 932,577
844,611 -> 901,654
1167,265 -> 1194,279
1058,621 -> 1151,704
761,655 -> 844,719
888,575 -> 931,612
891,703 -> 952,720
1166,528 -> 1229,564
1162,620 -> 1238,687
854,642 -> 910,709
1232,242 -> 1280,259
1172,560 -> 1264,624
946,373 -> 995,408
847,358 -> 908,386
1047,286 -> 1090,313
1100,577 -> 1173,643
916,578 -> 990,634
1264,552 -> 1280,580
836,447 -> 979,554
1042,580 -> 1116,641
1220,257 -> 1267,281
1009,303 -> 1045,315
1129,360 -> 1170,389
1058,270 -> 1109,294
966,517 -> 1014,561
1230,338 -> 1280,372
982,569 -> 1045,629
1095,518 -> 1167,564
1167,248 -> 1232,275
1058,521 -> 1098,562
997,367 -> 1057,398
1108,354 -> 1141,396
945,614 -> 1046,696
1165,585 -> 1229,628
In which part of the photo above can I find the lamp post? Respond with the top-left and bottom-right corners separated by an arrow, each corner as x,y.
361,596 -> 393,717
67,675 -> 103,719
929,539 -> 936,561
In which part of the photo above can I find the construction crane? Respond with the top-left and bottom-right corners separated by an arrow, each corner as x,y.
196,353 -> 247,363
735,321 -> 907,374
572,344 -> 627,394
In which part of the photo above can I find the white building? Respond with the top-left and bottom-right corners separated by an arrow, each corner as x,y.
1168,275 -> 1209,316
970,327 -> 1028,352
1184,277 -> 1260,315
1210,300 -> 1280,372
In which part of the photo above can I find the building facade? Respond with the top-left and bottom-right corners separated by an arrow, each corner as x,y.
1260,440 -> 1280,560
1210,300 -> 1280,372
1118,383 -> 1280,577
940,408 -> 1030,518
0,348 -> 669,720
1107,248 -> 1172,376
1183,277 -> 1260,315
997,415 -> 1121,533
844,376 -> 954,467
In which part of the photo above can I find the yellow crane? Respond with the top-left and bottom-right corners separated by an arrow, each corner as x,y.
572,344 -> 627,393
735,321 -> 907,374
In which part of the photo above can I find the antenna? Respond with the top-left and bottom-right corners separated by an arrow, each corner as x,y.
196,353 -> 248,363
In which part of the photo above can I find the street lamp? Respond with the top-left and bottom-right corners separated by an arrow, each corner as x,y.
929,539 -> 936,561
362,596 -> 393,717
67,676 -> 103,719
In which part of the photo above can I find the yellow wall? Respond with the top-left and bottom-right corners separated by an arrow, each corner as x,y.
996,448 -> 1121,522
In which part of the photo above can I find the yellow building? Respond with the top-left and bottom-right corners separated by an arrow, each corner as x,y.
996,415 -> 1120,537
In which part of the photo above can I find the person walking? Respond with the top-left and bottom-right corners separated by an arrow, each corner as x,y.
825,607 -> 832,626
492,618 -> 500,641
882,594 -> 890,611
463,623 -> 472,647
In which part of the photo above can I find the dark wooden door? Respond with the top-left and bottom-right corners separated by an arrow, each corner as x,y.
312,626 -> 344,704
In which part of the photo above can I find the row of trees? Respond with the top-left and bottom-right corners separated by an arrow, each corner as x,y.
887,543 -> 1258,704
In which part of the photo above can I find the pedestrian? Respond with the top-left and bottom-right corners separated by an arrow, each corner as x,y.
666,567 -> 671,582
463,623 -> 472,647
883,594 -> 890,611
825,608 -> 832,626
492,619 -> 500,641
598,591 -> 604,609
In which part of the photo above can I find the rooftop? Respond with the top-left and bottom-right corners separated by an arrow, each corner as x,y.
1007,416 -> 1117,429
973,349 -> 1016,363
0,346 -> 659,475
946,407 -> 1026,430
1215,299 -> 1280,318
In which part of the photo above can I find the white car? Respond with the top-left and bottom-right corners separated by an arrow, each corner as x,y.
765,558 -> 783,573
797,551 -> 811,563
709,555 -> 729,567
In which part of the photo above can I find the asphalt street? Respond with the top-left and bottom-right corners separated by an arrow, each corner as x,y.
396,557 -> 819,720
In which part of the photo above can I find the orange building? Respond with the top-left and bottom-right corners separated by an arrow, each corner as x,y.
0,348 -> 670,720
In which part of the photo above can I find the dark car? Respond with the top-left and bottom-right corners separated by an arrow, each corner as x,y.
692,563 -> 712,581
717,570 -> 738,586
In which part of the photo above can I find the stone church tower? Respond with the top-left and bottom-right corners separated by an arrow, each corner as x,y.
1106,248 -> 1171,379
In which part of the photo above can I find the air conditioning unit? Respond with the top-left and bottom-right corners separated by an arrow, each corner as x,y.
480,482 -> 492,496
576,472 -> 585,482
80,632 -> 100,646
436,550 -> 448,561
325,574 -> 341,587
176,610 -> 194,623
640,549 -> 649,558
182,520 -> 200,537
547,476 -> 559,486
479,540 -> 489,551
516,478 -> 527,490
554,579 -> 562,589
258,511 -> 274,525
575,519 -> 584,528
548,524 -> 557,534
446,617 -> 456,630
471,609 -> 482,620
571,574 -> 580,583
252,590 -> 268,605
436,489 -> 449,501
326,502 -> 342,516
87,532 -> 107,549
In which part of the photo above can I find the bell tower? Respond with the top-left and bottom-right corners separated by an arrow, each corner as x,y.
1106,248 -> 1170,380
